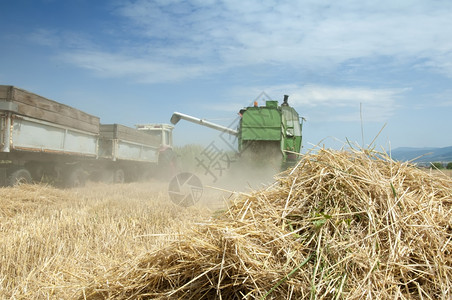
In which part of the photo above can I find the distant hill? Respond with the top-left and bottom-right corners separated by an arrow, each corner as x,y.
390,146 -> 452,164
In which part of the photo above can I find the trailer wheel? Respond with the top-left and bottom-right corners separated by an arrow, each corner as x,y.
25,162 -> 45,182
8,168 -> 32,186
64,167 -> 86,188
113,169 -> 125,184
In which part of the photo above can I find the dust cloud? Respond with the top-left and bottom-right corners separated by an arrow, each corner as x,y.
185,154 -> 285,209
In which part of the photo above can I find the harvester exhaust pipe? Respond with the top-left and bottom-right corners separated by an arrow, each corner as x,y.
170,112 -> 239,136
282,95 -> 289,106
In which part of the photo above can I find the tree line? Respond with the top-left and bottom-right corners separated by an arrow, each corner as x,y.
431,162 -> 452,169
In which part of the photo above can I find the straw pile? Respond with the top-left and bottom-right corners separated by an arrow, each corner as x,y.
81,149 -> 452,299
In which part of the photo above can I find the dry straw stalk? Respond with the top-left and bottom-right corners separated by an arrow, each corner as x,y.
81,148 -> 451,299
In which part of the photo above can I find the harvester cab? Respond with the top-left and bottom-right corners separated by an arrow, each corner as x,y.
170,95 -> 303,169
135,123 -> 177,175
135,123 -> 174,149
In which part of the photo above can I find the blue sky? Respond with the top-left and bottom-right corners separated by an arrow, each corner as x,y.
1,0 -> 452,150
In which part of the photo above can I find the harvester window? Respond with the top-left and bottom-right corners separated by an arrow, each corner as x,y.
143,130 -> 162,144
164,130 -> 170,146
282,108 -> 301,137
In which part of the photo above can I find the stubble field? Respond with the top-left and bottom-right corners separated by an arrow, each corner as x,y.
0,181 -> 222,299
1,149 -> 451,299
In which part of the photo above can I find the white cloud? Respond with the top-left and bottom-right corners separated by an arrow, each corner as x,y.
112,0 -> 452,73
28,28 -> 59,47
27,0 -> 452,82
290,85 -> 406,107
417,52 -> 452,78
59,50 -> 215,82
251,84 -> 407,122
206,83 -> 406,122
28,28 -> 98,50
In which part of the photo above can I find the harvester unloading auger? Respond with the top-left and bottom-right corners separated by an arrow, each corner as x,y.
171,95 -> 303,169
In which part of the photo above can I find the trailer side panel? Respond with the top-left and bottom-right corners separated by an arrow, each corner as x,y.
5,114 -> 97,157
99,124 -> 159,163
100,124 -> 160,146
0,85 -> 100,133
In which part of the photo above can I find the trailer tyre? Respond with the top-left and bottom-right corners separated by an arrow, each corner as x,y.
25,162 -> 45,182
64,167 -> 86,188
8,168 -> 33,186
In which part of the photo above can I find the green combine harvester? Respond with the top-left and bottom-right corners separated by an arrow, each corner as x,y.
170,95 -> 303,169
